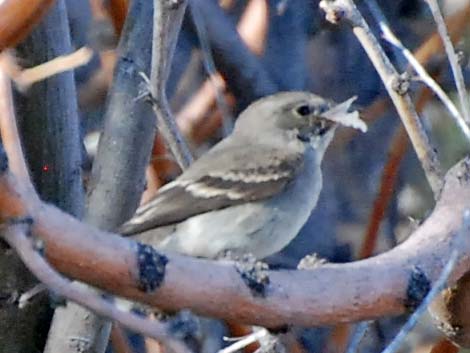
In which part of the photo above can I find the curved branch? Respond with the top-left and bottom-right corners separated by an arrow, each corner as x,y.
0,0 -> 55,52
1,144 -> 470,327
2,224 -> 189,353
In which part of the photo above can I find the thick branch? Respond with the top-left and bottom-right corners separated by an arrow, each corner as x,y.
0,0 -> 55,51
45,1 -> 159,352
14,0 -> 85,217
8,3 -> 86,353
2,224 -> 189,353
86,0 -> 156,227
1,148 -> 470,328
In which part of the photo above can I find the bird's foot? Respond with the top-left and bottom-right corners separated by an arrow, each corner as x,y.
297,253 -> 328,270
227,253 -> 270,297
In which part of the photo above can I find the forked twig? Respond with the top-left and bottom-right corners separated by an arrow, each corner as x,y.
150,0 -> 193,169
365,0 -> 470,142
319,0 -> 443,196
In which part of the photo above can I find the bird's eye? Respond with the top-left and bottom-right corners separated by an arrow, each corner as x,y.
295,104 -> 312,117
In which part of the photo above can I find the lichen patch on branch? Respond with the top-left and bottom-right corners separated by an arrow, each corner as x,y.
136,242 -> 168,293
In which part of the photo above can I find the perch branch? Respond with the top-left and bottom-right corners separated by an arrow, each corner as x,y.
1,142 -> 470,328
1,224 -> 189,353
380,211 -> 468,353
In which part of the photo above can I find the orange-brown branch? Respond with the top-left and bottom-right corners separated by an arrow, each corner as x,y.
0,0 -> 55,52
0,155 -> 470,328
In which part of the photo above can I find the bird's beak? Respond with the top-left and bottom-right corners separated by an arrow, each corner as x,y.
317,118 -> 337,136
308,120 -> 337,158
297,117 -> 337,143
320,96 -> 366,133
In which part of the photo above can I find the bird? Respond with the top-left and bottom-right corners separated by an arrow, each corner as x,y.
119,91 -> 361,259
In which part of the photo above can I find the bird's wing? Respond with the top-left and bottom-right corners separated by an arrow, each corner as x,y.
119,143 -> 305,235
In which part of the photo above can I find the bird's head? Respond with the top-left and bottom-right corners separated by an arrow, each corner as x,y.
234,92 -> 359,158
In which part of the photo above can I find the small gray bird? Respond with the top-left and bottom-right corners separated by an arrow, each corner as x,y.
120,92 -> 359,259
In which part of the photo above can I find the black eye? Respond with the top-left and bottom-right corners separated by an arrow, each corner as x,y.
295,104 -> 312,116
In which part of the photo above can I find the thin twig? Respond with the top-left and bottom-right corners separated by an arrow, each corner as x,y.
345,321 -> 371,353
219,328 -> 269,353
189,3 -> 233,136
365,0 -> 470,143
425,0 -> 470,125
18,283 -> 47,309
1,47 -> 93,92
320,0 -> 444,195
381,210 -> 470,353
188,0 -> 277,107
175,0 -> 268,145
0,66 -> 31,186
414,4 -> 470,65
2,224 -> 190,353
333,3 -> 470,149
151,0 -> 193,169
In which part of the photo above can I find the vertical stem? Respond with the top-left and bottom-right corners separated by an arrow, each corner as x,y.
151,0 -> 193,169
46,0 -> 159,352
15,1 -> 85,216
12,1 -> 85,352
425,0 -> 470,124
